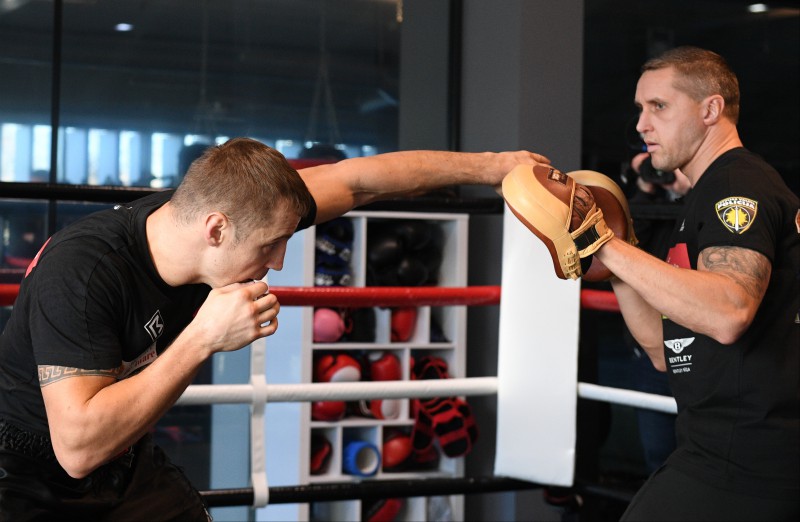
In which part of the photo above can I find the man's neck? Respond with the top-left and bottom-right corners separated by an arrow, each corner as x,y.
684,125 -> 743,186
146,203 -> 198,287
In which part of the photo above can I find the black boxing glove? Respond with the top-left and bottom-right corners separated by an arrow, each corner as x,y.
391,220 -> 432,251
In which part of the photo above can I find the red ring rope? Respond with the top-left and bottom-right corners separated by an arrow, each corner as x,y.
272,285 -> 502,307
0,283 -> 619,311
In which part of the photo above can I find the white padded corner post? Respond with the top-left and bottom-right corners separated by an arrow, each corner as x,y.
494,208 -> 580,486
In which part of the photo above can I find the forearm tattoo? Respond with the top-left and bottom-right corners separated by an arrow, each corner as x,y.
700,246 -> 771,299
38,365 -> 122,386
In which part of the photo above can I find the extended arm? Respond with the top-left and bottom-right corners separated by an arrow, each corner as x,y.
299,150 -> 549,224
40,281 -> 275,478
596,238 -> 770,367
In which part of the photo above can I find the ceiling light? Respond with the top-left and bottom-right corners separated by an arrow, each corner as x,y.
747,3 -> 769,13
115,23 -> 134,32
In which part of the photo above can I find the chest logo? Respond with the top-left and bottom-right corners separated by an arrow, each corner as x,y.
715,196 -> 757,234
145,310 -> 164,342
664,337 -> 694,354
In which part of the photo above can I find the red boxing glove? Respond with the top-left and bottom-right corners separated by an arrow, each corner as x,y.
312,353 -> 361,421
365,352 -> 402,420
311,400 -> 347,422
363,498 -> 403,522
310,434 -> 332,474
369,351 -> 402,381
314,353 -> 361,383
382,431 -> 413,471
391,307 -> 417,342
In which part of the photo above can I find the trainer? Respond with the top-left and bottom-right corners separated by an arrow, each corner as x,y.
504,46 -> 799,521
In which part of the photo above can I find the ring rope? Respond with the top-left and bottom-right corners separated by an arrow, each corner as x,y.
272,285 -> 502,307
176,377 -> 677,414
0,284 -> 619,311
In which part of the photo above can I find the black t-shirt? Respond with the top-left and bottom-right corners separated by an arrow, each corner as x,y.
0,190 -> 317,437
662,148 -> 799,499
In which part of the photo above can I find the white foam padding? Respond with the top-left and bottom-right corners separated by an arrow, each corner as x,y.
494,208 -> 580,486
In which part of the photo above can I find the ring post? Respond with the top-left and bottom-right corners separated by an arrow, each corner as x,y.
495,208 -> 580,486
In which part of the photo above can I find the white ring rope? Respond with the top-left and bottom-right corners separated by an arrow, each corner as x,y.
577,382 -> 677,414
177,377 -> 677,414
176,377 -> 500,405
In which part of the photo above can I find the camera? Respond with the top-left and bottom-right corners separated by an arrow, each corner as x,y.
638,156 -> 675,185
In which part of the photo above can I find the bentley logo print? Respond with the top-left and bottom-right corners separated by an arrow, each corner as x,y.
664,337 -> 695,354
715,196 -> 757,234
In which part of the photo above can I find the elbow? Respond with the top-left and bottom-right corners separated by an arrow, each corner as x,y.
639,341 -> 666,372
52,439 -> 103,479
709,308 -> 753,345
55,452 -> 96,479
712,325 -> 748,346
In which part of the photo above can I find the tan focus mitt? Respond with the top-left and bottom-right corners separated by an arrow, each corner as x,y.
567,170 -> 637,281
502,164 -> 616,280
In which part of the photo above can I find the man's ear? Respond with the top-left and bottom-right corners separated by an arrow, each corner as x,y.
204,212 -> 230,246
702,94 -> 725,125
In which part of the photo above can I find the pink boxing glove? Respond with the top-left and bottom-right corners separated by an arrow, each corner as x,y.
313,308 -> 345,343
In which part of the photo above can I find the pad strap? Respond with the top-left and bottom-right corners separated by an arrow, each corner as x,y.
570,206 -> 613,257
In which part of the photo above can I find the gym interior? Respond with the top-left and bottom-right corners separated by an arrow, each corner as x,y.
0,1 -> 797,521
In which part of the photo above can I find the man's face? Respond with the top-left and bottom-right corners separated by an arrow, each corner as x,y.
207,201 -> 300,288
634,67 -> 706,173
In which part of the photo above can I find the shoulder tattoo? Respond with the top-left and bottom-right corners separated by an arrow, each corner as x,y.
38,365 -> 122,386
699,246 -> 771,299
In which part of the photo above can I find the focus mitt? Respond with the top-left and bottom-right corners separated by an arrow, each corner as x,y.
567,170 -> 638,281
502,164 -> 613,280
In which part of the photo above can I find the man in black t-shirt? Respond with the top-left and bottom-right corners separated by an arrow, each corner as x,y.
591,47 -> 799,520
0,137 -> 549,519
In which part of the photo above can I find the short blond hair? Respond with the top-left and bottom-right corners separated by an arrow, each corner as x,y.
643,46 -> 740,124
171,138 -> 314,238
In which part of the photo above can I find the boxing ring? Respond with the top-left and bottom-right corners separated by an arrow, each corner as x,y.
0,184 -> 681,513
0,283 -> 676,508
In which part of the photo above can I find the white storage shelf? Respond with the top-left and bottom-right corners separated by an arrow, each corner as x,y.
302,211 -> 468,522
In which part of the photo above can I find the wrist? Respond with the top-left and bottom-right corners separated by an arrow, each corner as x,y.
174,322 -> 216,362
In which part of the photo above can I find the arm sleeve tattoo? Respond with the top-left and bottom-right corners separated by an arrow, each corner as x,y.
38,365 -> 123,386
699,246 -> 771,300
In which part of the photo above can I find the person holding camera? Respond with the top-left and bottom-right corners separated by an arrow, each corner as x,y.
623,151 -> 689,476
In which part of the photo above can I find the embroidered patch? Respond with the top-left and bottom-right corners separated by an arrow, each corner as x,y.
715,196 -> 757,234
